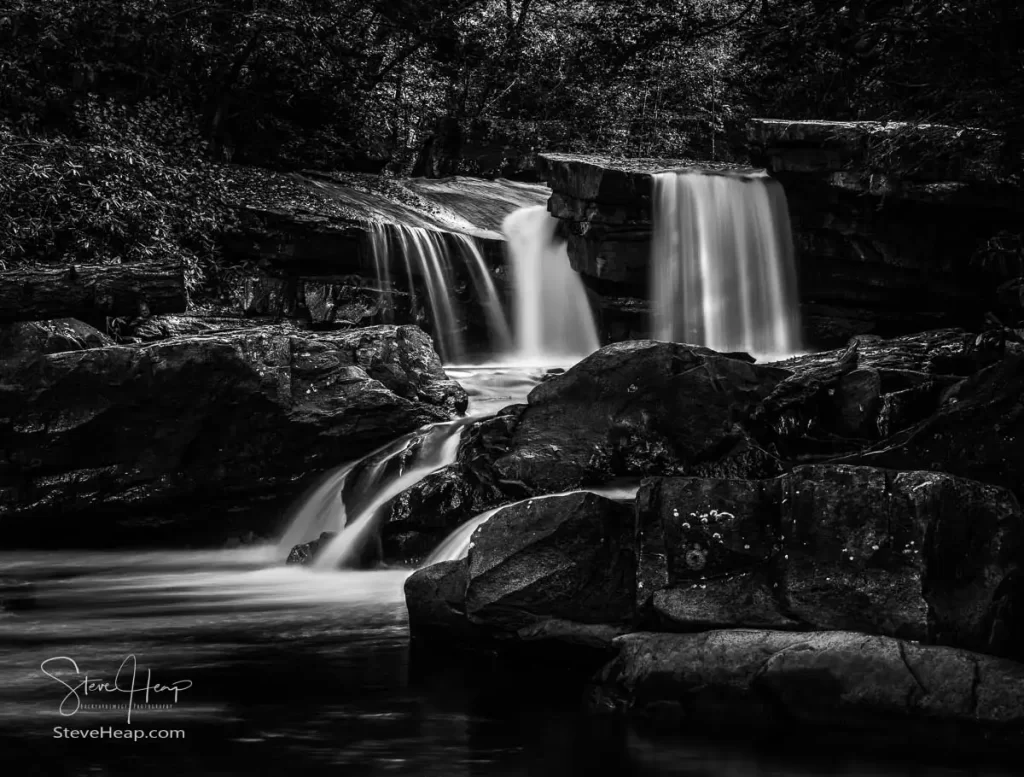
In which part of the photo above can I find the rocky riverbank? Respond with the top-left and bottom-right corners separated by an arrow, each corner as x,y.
404,328 -> 1024,754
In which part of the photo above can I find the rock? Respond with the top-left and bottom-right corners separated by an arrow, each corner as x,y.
380,465 -> 475,563
594,630 -> 1024,754
0,261 -> 186,324
122,314 -> 278,342
405,559 -> 481,641
637,465 -> 1024,659
286,532 -> 336,565
0,318 -> 113,361
464,492 -> 636,632
0,324 -> 467,545
844,355 -> 1024,505
464,340 -> 788,497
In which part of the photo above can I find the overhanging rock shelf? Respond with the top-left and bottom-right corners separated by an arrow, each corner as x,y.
537,120 -> 1023,347
222,173 -> 550,342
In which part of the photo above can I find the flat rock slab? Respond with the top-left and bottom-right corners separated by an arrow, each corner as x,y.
595,629 -> 1024,753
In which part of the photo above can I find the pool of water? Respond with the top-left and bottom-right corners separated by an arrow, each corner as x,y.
0,550 -> 1015,777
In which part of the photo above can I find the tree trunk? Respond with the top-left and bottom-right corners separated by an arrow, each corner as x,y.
0,261 -> 186,322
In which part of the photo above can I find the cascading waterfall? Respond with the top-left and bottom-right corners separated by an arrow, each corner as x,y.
502,206 -> 600,363
649,170 -> 802,360
368,223 -> 511,363
450,232 -> 513,357
279,421 -> 468,570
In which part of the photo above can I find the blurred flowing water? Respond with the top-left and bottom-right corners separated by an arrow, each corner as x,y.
650,170 -> 802,361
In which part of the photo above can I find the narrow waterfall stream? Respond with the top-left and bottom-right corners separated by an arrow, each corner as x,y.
502,205 -> 600,364
650,170 -> 802,360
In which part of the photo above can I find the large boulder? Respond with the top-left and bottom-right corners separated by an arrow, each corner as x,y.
465,492 -> 636,631
593,630 -> 1024,754
0,324 -> 466,545
405,492 -> 636,652
637,465 -> 1024,659
469,340 -> 788,495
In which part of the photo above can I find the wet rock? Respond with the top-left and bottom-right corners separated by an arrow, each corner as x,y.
844,355 -> 1024,505
594,629 -> 1024,754
0,318 -> 112,361
286,532 -> 336,565
405,559 -> 481,640
380,465 -> 475,562
122,314 -> 278,342
637,465 -> 1024,659
462,340 -> 788,498
0,324 -> 467,545
464,492 -> 636,633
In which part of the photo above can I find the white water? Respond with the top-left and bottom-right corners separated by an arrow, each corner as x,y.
312,422 -> 467,569
650,171 -> 802,360
422,481 -> 641,566
368,223 -> 512,364
502,205 -> 601,364
451,233 -> 513,357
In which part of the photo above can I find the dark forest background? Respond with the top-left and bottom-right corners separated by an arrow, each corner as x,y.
2,0 -> 1022,289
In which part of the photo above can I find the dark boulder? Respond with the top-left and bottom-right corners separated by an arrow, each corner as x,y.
593,630 -> 1024,755
286,532 -> 336,565
0,324 -> 467,545
0,318 -> 112,361
844,355 -> 1024,504
404,559 -> 481,641
469,340 -> 789,496
637,465 -> 1024,659
464,492 -> 636,633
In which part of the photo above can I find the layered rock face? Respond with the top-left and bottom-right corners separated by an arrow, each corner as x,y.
537,122 -> 1023,347
637,466 -> 1023,659
0,324 -> 466,545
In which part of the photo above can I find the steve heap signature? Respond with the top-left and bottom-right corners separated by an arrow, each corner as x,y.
40,655 -> 193,724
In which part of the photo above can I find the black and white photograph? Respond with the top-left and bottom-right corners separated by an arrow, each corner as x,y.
1,1 -> 1022,775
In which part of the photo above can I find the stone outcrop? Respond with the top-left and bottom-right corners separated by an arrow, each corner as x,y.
0,318 -> 112,361
637,465 -> 1024,660
0,324 -> 466,545
0,261 -> 187,325
593,630 -> 1024,754
221,172 -> 548,348
405,492 -> 636,651
537,123 -> 1023,347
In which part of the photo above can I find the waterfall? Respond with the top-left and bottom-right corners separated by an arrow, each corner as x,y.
367,224 -> 511,364
502,206 -> 600,364
649,171 -> 802,360
311,421 -> 467,569
450,233 -> 513,357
